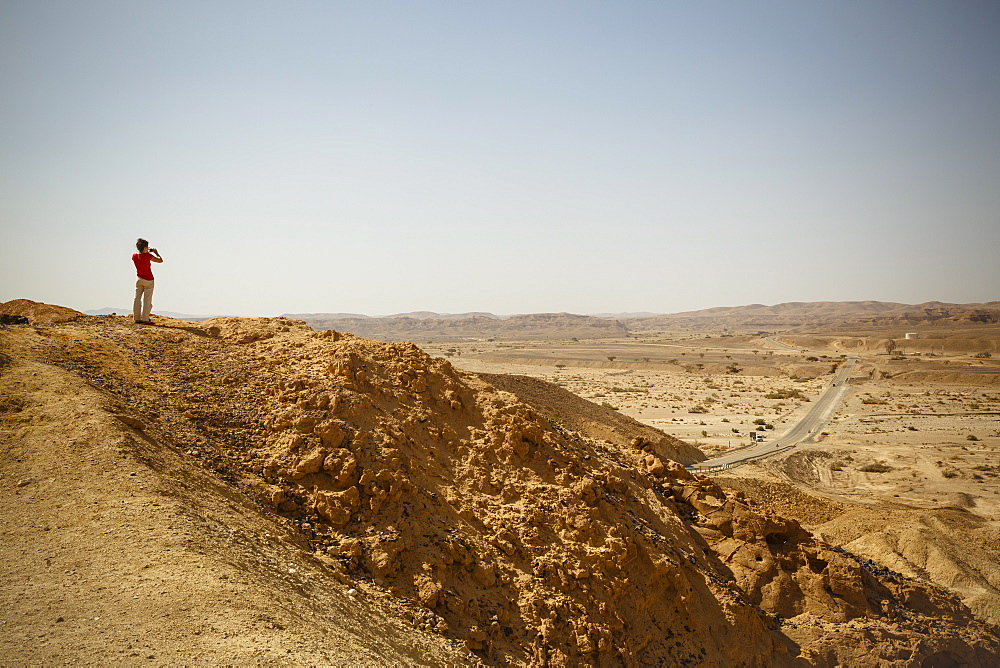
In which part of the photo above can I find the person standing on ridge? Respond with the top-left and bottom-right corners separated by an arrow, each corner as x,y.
132,238 -> 163,324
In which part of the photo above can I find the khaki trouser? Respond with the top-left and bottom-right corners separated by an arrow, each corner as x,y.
133,279 -> 154,322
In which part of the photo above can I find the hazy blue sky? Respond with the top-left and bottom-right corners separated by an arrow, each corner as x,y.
2,0 -> 998,316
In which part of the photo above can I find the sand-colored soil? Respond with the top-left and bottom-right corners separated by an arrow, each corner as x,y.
0,343 -> 473,664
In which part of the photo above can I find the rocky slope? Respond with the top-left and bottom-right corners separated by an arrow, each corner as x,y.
0,298 -> 85,324
2,307 -> 998,665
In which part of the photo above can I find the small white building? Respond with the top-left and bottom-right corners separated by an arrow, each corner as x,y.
905,332 -> 919,339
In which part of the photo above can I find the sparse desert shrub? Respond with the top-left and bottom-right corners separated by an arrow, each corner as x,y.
941,469 -> 959,479
966,434 -> 979,441
765,388 -> 806,400
906,426 -> 918,431
601,401 -> 618,410
688,405 -> 707,414
701,430 -> 708,437
860,463 -> 892,473
806,356 -> 819,362
830,460 -> 846,471
973,351 -> 992,358
862,397 -> 888,405
753,418 -> 766,425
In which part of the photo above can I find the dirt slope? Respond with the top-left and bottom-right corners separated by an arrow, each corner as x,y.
0,298 -> 84,324
0,351 -> 475,664
2,311 -> 998,665
775,333 -> 1000,356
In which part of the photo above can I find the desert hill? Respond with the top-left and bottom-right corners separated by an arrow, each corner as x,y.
279,301 -> 1000,343
289,311 -> 629,342
288,311 -> 502,321
0,298 -> 84,324
384,311 -> 501,320
624,301 -> 1000,333
2,304 -> 998,664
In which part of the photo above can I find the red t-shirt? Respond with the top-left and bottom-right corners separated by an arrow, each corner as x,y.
132,253 -> 154,281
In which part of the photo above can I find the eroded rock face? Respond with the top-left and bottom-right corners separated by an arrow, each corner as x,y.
245,335 -> 783,664
245,330 -> 998,666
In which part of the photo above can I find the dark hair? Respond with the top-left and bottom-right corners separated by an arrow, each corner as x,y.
136,238 -> 148,252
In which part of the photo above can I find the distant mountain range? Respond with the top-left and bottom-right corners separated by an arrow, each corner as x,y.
588,311 -> 665,319
621,300 -> 1000,332
283,312 -> 629,341
72,301 -> 999,341
285,300 -> 999,341
288,311 -> 503,321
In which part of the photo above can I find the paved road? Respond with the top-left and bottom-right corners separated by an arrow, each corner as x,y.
689,355 -> 857,471
764,336 -> 800,351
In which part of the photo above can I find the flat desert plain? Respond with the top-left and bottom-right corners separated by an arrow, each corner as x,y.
437,330 -> 1000,625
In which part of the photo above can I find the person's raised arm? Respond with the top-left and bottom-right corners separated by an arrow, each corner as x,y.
149,247 -> 164,263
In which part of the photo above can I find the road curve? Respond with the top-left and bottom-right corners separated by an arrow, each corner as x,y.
689,356 -> 857,472
764,336 -> 801,352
